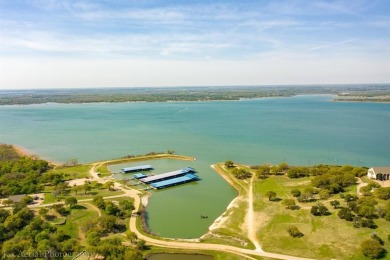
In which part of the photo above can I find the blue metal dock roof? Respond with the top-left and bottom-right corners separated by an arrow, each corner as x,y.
150,174 -> 199,189
133,173 -> 147,179
121,165 -> 154,173
140,167 -> 196,184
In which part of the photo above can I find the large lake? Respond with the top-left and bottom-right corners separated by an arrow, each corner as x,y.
0,95 -> 389,237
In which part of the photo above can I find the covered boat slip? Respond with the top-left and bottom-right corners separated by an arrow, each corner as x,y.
140,167 -> 196,184
121,164 -> 154,173
150,174 -> 199,189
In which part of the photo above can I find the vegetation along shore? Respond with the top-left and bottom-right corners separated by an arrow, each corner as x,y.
1,144 -> 390,259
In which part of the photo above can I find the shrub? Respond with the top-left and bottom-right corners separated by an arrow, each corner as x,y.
287,225 -> 303,238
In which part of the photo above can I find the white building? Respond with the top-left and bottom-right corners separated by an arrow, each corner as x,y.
367,167 -> 390,181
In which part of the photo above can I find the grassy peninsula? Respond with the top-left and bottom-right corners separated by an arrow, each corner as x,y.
2,143 -> 390,259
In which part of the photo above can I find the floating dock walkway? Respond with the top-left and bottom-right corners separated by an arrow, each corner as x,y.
121,165 -> 154,173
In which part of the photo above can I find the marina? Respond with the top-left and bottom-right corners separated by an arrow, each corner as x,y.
121,164 -> 154,173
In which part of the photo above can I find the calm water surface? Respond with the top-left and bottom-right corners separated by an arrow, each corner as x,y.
0,95 -> 389,237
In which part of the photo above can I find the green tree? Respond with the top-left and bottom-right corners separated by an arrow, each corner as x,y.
338,207 -> 354,221
98,215 -> 117,233
374,188 -> 390,200
72,185 -> 82,195
282,199 -> 297,210
232,168 -> 252,179
126,231 -> 138,243
360,239 -> 386,259
224,160 -> 234,168
83,183 -> 92,194
136,239 -> 147,250
124,250 -> 143,260
38,207 -> 49,218
65,197 -> 78,209
105,181 -> 115,191
330,200 -> 341,209
287,225 -> 303,238
257,165 -> 270,179
266,191 -> 277,201
93,195 -> 105,209
291,189 -> 301,197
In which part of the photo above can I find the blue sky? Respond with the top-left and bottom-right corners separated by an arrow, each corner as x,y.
0,0 -> 389,89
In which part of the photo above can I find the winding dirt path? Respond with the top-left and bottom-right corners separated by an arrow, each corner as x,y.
247,174 -> 262,251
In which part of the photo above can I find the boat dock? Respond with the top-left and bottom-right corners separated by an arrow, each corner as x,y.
140,167 -> 196,184
150,173 -> 199,189
121,165 -> 154,173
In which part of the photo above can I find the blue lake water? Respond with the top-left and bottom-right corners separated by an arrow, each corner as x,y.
0,95 -> 389,237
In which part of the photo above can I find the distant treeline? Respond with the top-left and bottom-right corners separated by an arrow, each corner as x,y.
1,85 -> 389,105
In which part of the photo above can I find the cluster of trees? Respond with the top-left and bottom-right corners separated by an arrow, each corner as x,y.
310,203 -> 330,216
93,195 -> 135,219
337,194 -> 390,229
360,234 -> 387,259
82,196 -> 143,259
0,145 -> 51,197
0,203 -> 80,257
232,168 -> 252,180
255,163 -> 366,185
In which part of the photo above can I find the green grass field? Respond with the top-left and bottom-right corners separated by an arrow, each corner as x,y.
46,164 -> 92,179
43,186 -> 125,204
252,175 -> 390,260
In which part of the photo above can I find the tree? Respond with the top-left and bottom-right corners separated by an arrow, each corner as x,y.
105,181 -> 115,191
330,200 -> 341,209
319,189 -> 331,199
38,207 -> 49,218
65,158 -> 78,167
338,207 -> 354,221
98,215 -> 117,233
257,165 -> 271,179
266,191 -> 277,201
65,197 -> 78,209
124,250 -> 143,260
136,239 -> 147,250
2,198 -> 13,206
374,188 -> 390,200
0,208 -> 10,222
232,168 -> 252,179
287,225 -> 303,238
96,182 -> 103,190
291,189 -> 301,197
83,183 -> 92,194
224,160 -> 234,168
72,185 -> 82,195
360,239 -> 386,259
318,203 -> 330,216
93,195 -> 105,209
311,205 -> 321,216
282,199 -> 297,210
126,231 -> 138,243
52,204 -> 66,215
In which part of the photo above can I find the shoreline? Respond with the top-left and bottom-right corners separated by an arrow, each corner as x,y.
12,144 -> 62,166
206,164 -> 240,232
